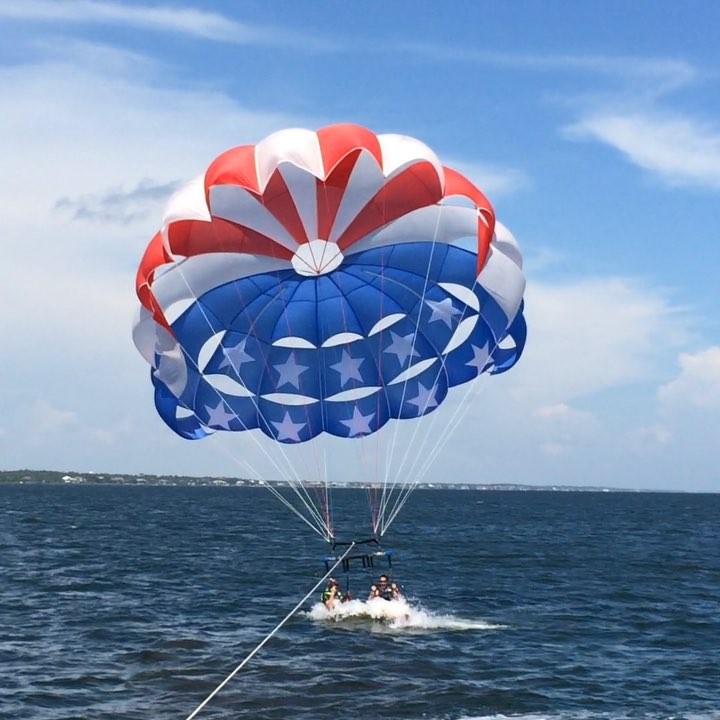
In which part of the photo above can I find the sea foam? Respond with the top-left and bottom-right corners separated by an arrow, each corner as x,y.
308,597 -> 505,631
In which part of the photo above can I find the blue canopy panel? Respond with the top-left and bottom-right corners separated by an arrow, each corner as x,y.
348,242 -> 478,289
175,242 -> 480,349
249,399 -> 316,443
475,285 -> 515,340
204,332 -> 269,395
384,363 -> 449,419
443,290 -> 523,386
193,383 -> 261,432
257,344 -> 323,397
443,314 -> 497,387
489,299 -> 527,375
163,242 -> 512,443
323,390 -> 391,438
318,341 -> 384,397
152,373 -> 208,439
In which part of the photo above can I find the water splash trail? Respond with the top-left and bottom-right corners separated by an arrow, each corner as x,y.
307,598 -> 506,631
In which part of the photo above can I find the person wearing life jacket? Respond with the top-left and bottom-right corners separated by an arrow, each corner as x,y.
321,578 -> 347,609
368,574 -> 400,601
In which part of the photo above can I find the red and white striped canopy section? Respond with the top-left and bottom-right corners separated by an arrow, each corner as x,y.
136,123 -> 497,330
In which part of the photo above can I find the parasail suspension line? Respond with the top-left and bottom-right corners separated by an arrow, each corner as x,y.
382,344 -> 498,533
375,278 -> 504,535
215,438 -> 332,540
375,204 -> 445,534
168,262 -> 334,539
184,542 -> 356,720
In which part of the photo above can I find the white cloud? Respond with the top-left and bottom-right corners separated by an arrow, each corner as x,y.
507,276 -> 691,405
535,403 -> 573,419
395,45 -> 697,92
533,403 -> 599,456
0,46 -> 312,474
0,32 -> 712,493
56,178 -> 182,225
564,112 -> 720,190
0,0 -> 330,48
16,401 -> 79,439
658,346 -> 720,409
406,45 -> 714,195
0,45 -> 302,243
626,424 -> 672,449
412,275 -> 694,482
446,159 -> 529,197
423,46 -> 709,195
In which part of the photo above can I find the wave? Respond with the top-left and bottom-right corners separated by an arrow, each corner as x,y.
307,597 -> 505,631
456,714 -> 720,720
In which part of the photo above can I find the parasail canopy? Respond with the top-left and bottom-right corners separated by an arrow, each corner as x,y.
133,123 -> 527,540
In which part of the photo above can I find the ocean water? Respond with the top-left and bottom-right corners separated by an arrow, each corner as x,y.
1,484 -> 718,720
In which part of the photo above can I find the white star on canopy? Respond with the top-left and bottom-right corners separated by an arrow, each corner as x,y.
205,399 -> 235,429
274,352 -> 309,389
330,350 -> 364,387
219,338 -> 254,373
407,382 -> 438,415
465,342 -> 491,373
271,411 -> 306,442
383,331 -> 420,366
425,298 -> 462,328
340,407 -> 375,437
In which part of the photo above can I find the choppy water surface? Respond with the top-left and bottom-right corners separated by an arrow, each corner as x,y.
1,485 -> 718,720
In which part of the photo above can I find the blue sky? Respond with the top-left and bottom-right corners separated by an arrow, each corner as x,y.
1,0 -> 718,492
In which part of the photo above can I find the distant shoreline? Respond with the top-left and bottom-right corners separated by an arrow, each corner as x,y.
0,469 -> 648,492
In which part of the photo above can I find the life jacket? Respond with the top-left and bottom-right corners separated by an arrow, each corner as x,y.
373,584 -> 396,601
321,586 -> 344,603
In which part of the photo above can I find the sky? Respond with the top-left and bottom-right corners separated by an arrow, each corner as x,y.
1,0 -> 719,494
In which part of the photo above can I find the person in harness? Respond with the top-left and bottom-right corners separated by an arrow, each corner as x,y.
368,574 -> 401,601
321,578 -> 349,609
